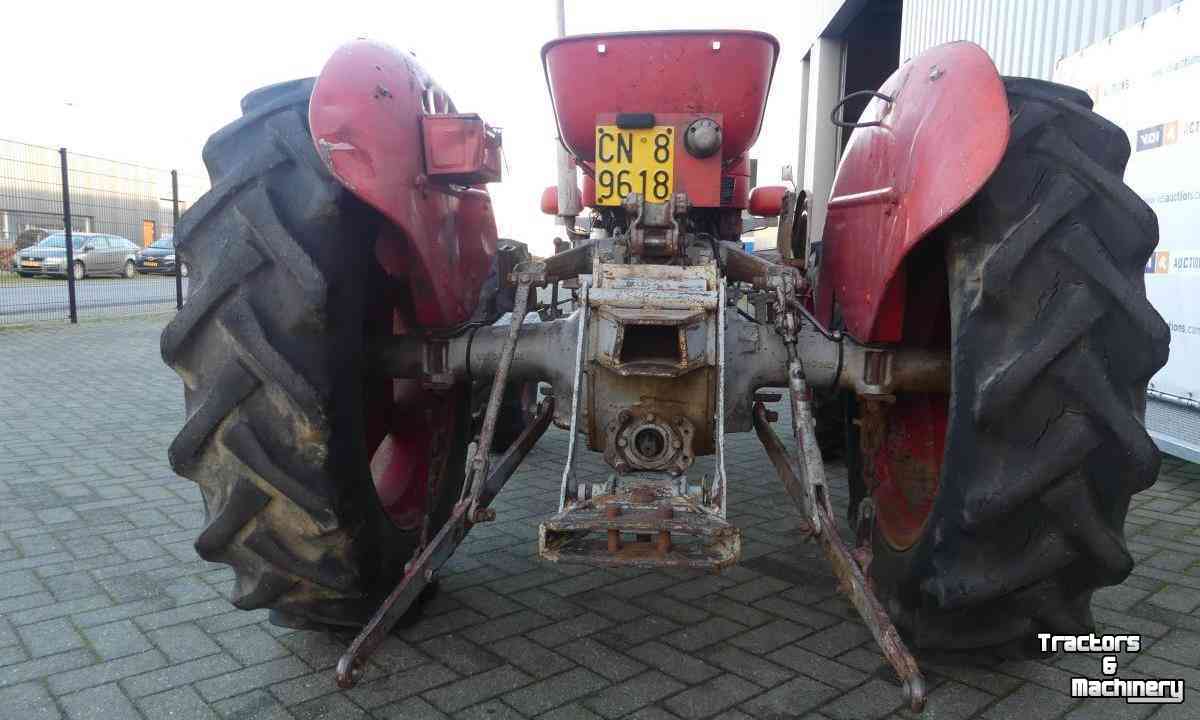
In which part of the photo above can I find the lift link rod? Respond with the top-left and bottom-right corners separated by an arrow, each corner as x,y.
753,403 -> 926,712
335,398 -> 555,689
465,263 -> 541,523
753,271 -> 927,714
336,260 -> 548,689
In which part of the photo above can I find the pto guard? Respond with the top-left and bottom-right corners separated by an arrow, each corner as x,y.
816,42 -> 1009,343
309,39 -> 498,328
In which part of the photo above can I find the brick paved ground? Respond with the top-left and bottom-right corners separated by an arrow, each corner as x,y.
2,315 -> 1199,719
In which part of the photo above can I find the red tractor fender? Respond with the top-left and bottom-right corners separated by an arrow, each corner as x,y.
309,39 -> 498,328
815,42 -> 1010,343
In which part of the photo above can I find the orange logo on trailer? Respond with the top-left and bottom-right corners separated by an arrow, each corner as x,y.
1164,121 -> 1179,145
1146,251 -> 1170,274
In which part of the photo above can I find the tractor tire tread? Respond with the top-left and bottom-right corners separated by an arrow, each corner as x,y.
162,78 -> 409,626
869,78 -> 1168,651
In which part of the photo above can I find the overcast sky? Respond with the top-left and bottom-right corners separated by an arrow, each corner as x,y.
2,0 -> 809,256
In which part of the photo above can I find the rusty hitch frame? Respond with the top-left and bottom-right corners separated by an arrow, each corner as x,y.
751,273 -> 927,713
753,402 -> 925,712
333,375 -> 555,689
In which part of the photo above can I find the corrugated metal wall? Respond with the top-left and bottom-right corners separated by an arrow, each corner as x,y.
900,0 -> 1184,79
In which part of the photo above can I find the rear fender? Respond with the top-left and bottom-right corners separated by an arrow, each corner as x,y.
815,42 -> 1009,342
309,39 -> 497,328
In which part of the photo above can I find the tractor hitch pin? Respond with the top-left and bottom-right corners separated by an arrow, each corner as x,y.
756,281 -> 928,713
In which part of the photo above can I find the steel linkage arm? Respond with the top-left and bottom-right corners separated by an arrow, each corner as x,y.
752,267 -> 927,714
335,260 -> 554,689
753,402 -> 925,712
335,397 -> 555,689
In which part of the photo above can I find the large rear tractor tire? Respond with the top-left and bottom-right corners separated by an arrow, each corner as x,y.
857,78 -> 1170,653
161,78 -> 471,627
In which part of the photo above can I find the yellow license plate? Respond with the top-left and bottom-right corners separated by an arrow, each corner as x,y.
145,261 -> 158,267
21,261 -> 39,267
594,125 -> 675,206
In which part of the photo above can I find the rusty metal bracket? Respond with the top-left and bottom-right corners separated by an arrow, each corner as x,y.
752,275 -> 926,713
753,401 -> 927,714
464,266 -> 537,522
558,280 -> 591,510
335,399 -> 555,689
713,282 -> 728,517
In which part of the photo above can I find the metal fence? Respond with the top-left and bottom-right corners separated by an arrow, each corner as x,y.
0,139 -> 207,325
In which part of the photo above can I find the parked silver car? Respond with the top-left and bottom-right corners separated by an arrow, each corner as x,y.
13,232 -> 140,280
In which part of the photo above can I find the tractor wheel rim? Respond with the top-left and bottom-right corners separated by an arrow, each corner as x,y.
871,392 -> 947,551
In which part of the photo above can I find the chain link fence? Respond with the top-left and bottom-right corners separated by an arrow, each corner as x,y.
0,138 -> 207,325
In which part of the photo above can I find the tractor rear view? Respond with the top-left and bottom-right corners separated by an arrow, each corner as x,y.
163,29 -> 1168,712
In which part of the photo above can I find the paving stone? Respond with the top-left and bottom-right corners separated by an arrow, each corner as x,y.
397,609 -> 488,644
205,680 -> 289,718
0,570 -> 47,600
455,698 -> 525,719
195,657 -> 311,702
594,614 -> 679,647
701,644 -> 793,688
739,675 -> 839,718
1146,629 -> 1200,667
526,613 -> 612,648
488,636 -> 575,679
276,631 -> 355,671
502,667 -> 608,716
896,680 -> 993,720
213,625 -> 289,665
133,599 -> 230,631
8,595 -> 112,627
17,617 -> 85,657
450,587 -> 524,619
421,634 -> 503,676
751,595 -> 841,629
147,622 -> 222,663
1146,585 -> 1200,615
461,609 -> 554,645
0,681 -> 62,720
421,665 -> 531,714
508,589 -> 583,621
537,701 -> 605,720
138,685 -> 219,720
686,594 -> 770,627
373,696 -> 449,719
629,641 -> 720,684
342,662 -> 458,710
59,682 -> 141,720
634,594 -> 711,625
1063,697 -> 1155,720
766,644 -> 869,690
5,319 -> 1200,720
582,670 -> 685,718
603,572 -> 680,599
291,692 -> 367,719
586,592 -> 650,621
820,677 -> 904,719
663,672 -> 759,718
266,670 -> 342,708
981,681 -> 1078,719
662,616 -> 747,652
49,649 -> 166,695
799,621 -> 873,658
121,652 -> 241,698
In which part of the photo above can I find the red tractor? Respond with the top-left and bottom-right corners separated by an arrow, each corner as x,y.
163,30 -> 1168,711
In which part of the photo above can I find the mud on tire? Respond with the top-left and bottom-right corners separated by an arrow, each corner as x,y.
862,78 -> 1170,652
161,79 -> 469,627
